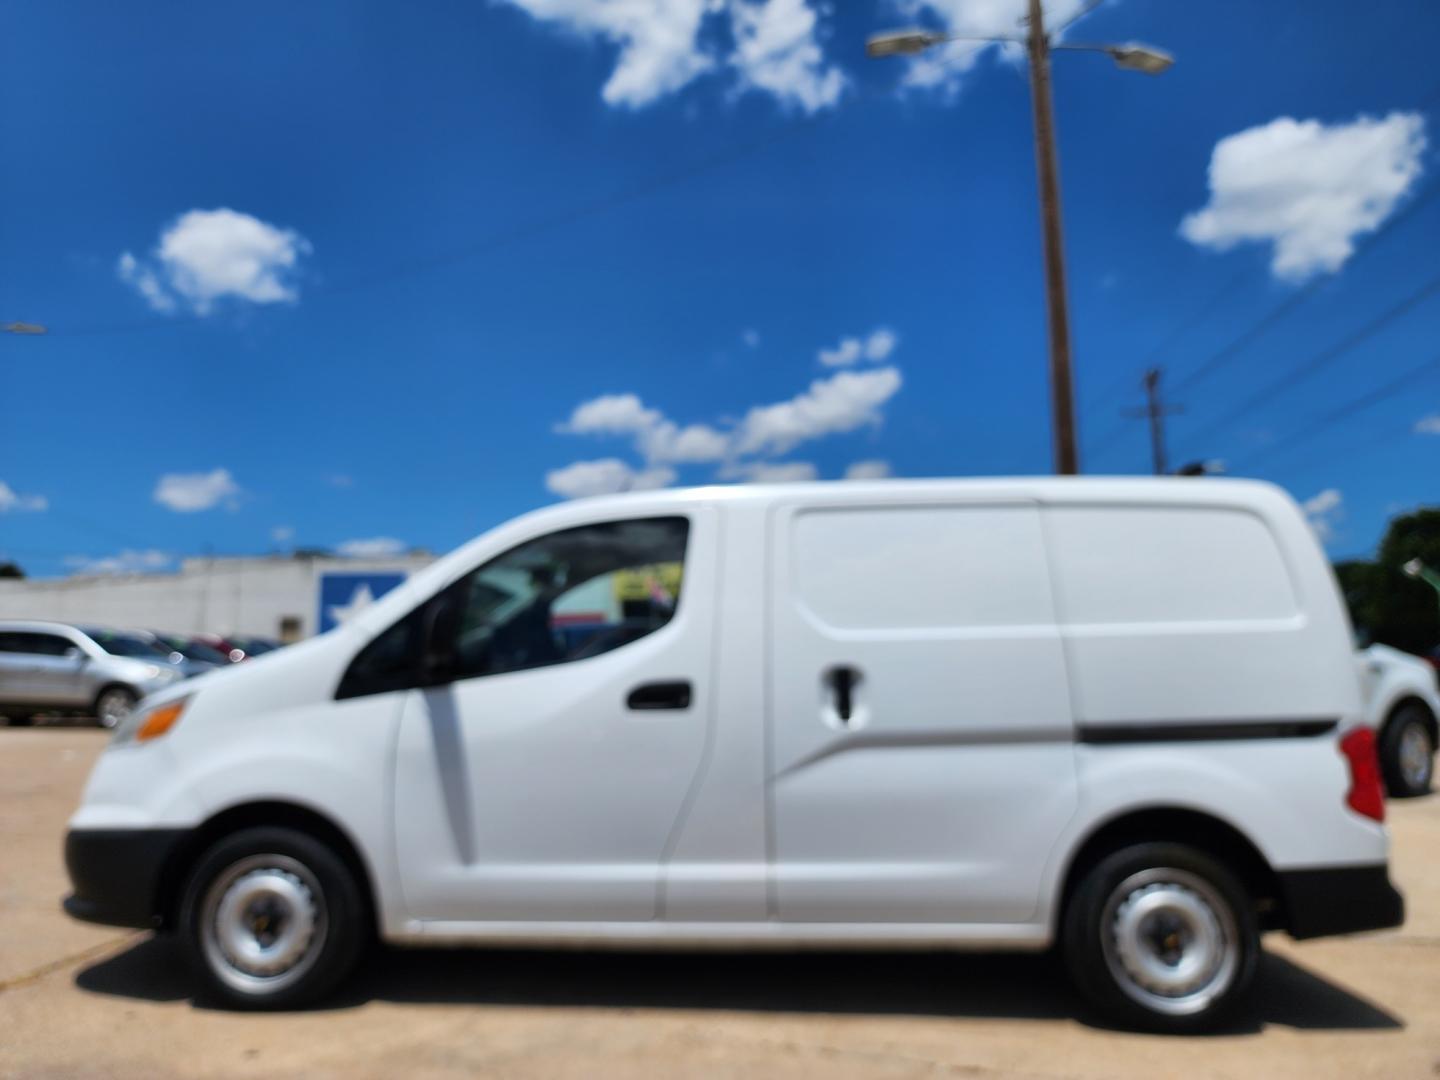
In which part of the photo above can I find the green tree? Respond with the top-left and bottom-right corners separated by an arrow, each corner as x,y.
0,561 -> 24,579
1374,508 -> 1440,653
1341,508 -> 1440,654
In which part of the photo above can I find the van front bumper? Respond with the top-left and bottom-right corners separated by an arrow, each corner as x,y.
63,828 -> 190,929
1279,864 -> 1404,939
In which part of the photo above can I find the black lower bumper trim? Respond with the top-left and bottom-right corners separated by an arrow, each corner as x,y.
64,828 -> 191,929
1279,864 -> 1404,940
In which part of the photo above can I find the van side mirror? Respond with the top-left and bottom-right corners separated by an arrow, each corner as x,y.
420,586 -> 464,685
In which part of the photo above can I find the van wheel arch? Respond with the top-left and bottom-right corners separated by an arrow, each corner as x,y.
1057,808 -> 1282,934
158,801 -> 379,938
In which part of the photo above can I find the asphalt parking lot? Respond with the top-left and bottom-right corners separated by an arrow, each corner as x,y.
2,724 -> 1438,1079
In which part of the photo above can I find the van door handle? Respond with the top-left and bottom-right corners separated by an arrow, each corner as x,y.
626,680 -> 693,711
826,665 -> 860,723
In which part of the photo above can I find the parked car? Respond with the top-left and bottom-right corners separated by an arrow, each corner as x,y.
226,634 -> 282,658
122,630 -> 223,679
63,479 -> 1403,1031
1359,643 -> 1439,797
193,633 -> 277,663
0,621 -> 185,728
147,632 -> 233,669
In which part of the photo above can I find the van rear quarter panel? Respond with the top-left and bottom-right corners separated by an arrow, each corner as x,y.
1036,484 -> 1384,912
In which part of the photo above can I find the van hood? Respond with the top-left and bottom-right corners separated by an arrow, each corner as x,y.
136,628 -> 359,720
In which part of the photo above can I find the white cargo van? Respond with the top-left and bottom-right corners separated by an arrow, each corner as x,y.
64,478 -> 1403,1031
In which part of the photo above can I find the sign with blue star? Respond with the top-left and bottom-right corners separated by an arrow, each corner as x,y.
318,572 -> 406,633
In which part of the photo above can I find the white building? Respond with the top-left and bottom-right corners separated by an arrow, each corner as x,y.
0,553 -> 436,641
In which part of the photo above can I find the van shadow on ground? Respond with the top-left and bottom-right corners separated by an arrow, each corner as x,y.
75,936 -> 1402,1035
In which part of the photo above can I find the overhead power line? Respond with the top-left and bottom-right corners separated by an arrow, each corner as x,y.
1175,270 -> 1440,456
1087,81 -> 1440,460
1082,269 -> 1247,427
1231,348 -> 1440,472
1169,176 -> 1440,398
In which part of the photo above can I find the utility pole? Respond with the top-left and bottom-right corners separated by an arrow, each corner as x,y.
1024,0 -> 1079,475
1122,367 -> 1183,475
867,18 -> 1172,478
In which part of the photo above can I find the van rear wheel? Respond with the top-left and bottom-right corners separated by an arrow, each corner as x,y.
1062,842 -> 1258,1032
179,827 -> 365,1009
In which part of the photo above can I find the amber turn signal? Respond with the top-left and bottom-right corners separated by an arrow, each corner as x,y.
136,700 -> 187,742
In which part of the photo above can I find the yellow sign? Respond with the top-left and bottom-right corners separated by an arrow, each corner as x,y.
613,562 -> 683,602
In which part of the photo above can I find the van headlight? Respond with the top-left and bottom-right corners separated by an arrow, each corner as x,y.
113,696 -> 190,746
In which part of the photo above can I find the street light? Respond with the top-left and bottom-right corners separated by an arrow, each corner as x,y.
867,2 -> 1173,475
3,322 -> 46,335
1404,559 -> 1440,601
1102,44 -> 1174,75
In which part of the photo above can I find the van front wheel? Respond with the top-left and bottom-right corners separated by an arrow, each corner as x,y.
1062,842 -> 1258,1032
179,827 -> 365,1009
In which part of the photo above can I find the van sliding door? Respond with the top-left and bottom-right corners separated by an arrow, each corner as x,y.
767,499 -> 1077,925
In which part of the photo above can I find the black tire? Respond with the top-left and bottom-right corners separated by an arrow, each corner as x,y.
179,826 -> 366,1009
1379,704 -> 1435,798
1062,842 -> 1258,1033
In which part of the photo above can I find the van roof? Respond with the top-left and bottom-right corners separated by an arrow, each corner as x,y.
541,475 -> 1287,510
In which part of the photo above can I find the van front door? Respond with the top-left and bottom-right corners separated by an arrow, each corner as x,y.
767,499 -> 1077,927
391,511 -> 717,923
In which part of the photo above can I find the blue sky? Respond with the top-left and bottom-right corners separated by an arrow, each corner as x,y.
1,0 -> 1437,577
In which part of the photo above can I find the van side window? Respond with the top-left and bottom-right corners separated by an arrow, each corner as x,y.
335,516 -> 688,699
448,516 -> 688,680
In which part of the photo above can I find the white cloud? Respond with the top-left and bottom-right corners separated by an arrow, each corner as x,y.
558,393 -> 663,436
65,549 -> 172,576
153,468 -> 241,512
1180,113 -> 1427,282
559,393 -> 729,464
1415,414 -> 1440,435
325,473 -> 355,489
116,252 -> 175,313
546,458 -> 677,499
550,331 -> 905,494
818,326 -> 898,367
498,0 -> 715,108
497,0 -> 842,112
1302,488 -> 1343,541
889,0 -> 1097,96
721,460 -> 818,483
643,421 -> 732,463
844,459 -> 893,480
729,0 -> 846,114
118,208 -> 311,314
742,328 -> 760,348
0,480 -> 47,513
336,537 -> 407,558
735,366 -> 903,456
271,525 -> 295,543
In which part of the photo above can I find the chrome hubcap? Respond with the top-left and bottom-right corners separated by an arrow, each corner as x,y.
201,855 -> 326,995
96,691 -> 133,728
1399,722 -> 1433,789
1102,868 -> 1239,1016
